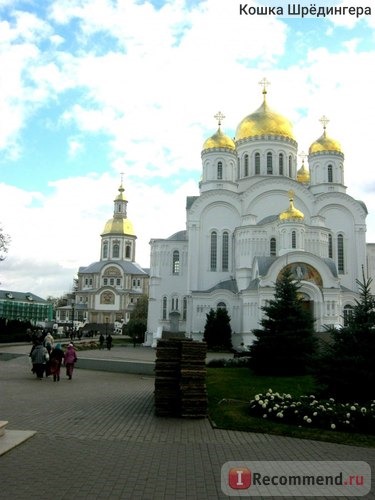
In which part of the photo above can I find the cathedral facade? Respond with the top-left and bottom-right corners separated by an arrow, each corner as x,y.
146,84 -> 370,346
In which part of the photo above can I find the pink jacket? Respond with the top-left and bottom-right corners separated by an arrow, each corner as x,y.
64,346 -> 77,364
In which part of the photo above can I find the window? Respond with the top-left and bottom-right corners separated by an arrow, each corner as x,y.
103,242 -> 108,258
328,164 -> 333,183
270,237 -> 276,256
125,245 -> 131,259
255,152 -> 260,174
103,278 -> 108,285
116,279 -> 121,286
222,231 -> 229,271
182,297 -> 187,320
343,305 -> 353,326
217,302 -> 226,309
110,278 -> 114,286
288,155 -> 292,177
210,231 -> 217,271
172,250 -> 180,274
113,243 -> 120,258
244,154 -> 249,177
328,233 -> 333,258
292,231 -> 296,249
162,297 -> 167,320
279,153 -> 284,175
172,297 -> 179,310
217,161 -> 223,180
267,152 -> 273,174
337,234 -> 344,273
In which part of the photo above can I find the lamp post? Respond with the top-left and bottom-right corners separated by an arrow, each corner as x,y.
71,299 -> 75,340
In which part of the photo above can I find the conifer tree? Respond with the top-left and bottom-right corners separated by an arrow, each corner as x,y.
315,274 -> 375,401
250,269 -> 316,375
203,307 -> 232,350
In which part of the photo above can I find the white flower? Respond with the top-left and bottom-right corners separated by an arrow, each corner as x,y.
306,418 -> 312,424
345,420 -> 350,424
313,412 -> 317,417
263,414 -> 267,419
258,400 -> 264,405
268,389 -> 273,394
310,395 -> 315,399
255,395 -> 260,401
276,412 -> 284,418
361,407 -> 367,414
346,413 -> 351,418
303,415 -> 308,421
331,424 -> 336,430
329,398 -> 335,403
262,404 -> 267,409
350,406 -> 356,411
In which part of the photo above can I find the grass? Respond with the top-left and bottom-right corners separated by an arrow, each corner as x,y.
206,367 -> 375,448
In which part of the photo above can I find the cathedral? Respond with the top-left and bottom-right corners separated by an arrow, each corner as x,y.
146,81 -> 371,346
56,183 -> 149,330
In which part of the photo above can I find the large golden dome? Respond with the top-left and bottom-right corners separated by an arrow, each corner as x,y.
236,91 -> 295,142
202,127 -> 235,151
102,218 -> 135,236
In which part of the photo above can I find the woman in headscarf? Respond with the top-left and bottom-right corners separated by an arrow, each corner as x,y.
64,343 -> 77,380
49,343 -> 64,382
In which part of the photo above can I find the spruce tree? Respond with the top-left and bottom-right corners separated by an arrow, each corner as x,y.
203,308 -> 232,350
250,269 -> 316,375
315,274 -> 375,401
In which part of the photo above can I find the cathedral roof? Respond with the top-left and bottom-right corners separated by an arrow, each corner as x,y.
309,116 -> 342,154
202,127 -> 235,152
167,230 -> 187,241
79,260 -> 148,276
236,83 -> 295,142
102,218 -> 135,236
196,279 -> 238,294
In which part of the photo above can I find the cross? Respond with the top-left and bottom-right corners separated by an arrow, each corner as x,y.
259,77 -> 271,94
120,172 -> 124,184
298,151 -> 307,163
288,189 -> 295,200
214,111 -> 225,127
319,115 -> 329,130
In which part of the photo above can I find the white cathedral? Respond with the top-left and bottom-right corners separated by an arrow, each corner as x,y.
146,82 -> 372,347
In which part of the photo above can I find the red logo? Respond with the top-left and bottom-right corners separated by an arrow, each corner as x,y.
228,467 -> 251,489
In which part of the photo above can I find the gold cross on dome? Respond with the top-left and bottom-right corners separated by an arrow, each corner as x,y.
299,151 -> 307,163
319,115 -> 329,130
259,77 -> 271,94
214,111 -> 225,127
288,189 -> 295,200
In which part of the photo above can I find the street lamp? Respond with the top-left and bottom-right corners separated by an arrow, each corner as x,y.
71,299 -> 75,339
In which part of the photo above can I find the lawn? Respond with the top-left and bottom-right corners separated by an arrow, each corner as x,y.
206,367 -> 375,448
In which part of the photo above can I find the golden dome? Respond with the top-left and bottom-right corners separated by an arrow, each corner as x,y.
202,127 -> 236,151
115,184 -> 127,201
309,130 -> 342,154
296,159 -> 310,184
279,190 -> 304,221
236,90 -> 295,142
102,218 -> 135,236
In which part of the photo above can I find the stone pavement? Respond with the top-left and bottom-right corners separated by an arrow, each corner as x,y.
0,344 -> 374,500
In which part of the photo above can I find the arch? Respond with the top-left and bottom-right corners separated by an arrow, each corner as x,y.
222,231 -> 229,271
172,250 -> 180,274
279,153 -> 284,175
267,152 -> 273,174
255,152 -> 260,175
210,231 -> 217,271
217,161 -> 223,180
328,164 -> 333,183
244,154 -> 249,177
270,237 -> 276,256
337,233 -> 344,273
112,242 -> 120,258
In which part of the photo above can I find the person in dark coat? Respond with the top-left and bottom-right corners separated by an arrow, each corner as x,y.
49,343 -> 64,382
30,343 -> 49,379
106,334 -> 113,350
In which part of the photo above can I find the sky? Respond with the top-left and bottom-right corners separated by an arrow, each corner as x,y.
0,0 -> 375,298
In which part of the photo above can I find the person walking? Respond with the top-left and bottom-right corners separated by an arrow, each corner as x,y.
106,334 -> 113,351
49,343 -> 64,382
30,342 -> 49,379
64,343 -> 77,380
43,332 -> 54,377
99,333 -> 105,350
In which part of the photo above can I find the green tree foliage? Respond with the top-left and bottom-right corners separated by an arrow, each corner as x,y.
249,269 -> 317,375
126,295 -> 148,345
315,275 -> 375,401
203,307 -> 232,350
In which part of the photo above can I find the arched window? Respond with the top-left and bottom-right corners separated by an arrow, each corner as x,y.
288,155 -> 292,177
182,296 -> 187,320
292,230 -> 296,249
125,244 -> 131,259
267,152 -> 273,174
172,250 -> 180,275
217,302 -> 226,309
244,154 -> 249,177
112,243 -> 120,258
103,242 -> 108,259
255,152 -> 260,175
343,305 -> 353,326
217,161 -> 223,180
328,233 -> 333,259
279,153 -> 284,175
270,237 -> 276,256
222,231 -> 229,271
328,164 -> 333,183
162,296 -> 167,320
337,234 -> 344,273
210,231 -> 217,271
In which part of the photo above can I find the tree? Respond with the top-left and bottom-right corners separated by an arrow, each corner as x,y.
315,274 -> 375,401
203,307 -> 232,350
0,225 -> 10,261
126,295 -> 148,346
249,269 -> 317,375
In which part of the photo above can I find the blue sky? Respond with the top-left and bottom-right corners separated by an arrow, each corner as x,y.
1,0 -> 375,297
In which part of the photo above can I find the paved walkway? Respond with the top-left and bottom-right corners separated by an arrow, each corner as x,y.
0,344 -> 374,499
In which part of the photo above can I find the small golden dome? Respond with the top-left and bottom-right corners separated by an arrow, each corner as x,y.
202,127 -> 236,151
309,115 -> 342,154
102,218 -> 135,236
297,159 -> 310,184
279,190 -> 304,221
115,184 -> 127,201
236,90 -> 295,142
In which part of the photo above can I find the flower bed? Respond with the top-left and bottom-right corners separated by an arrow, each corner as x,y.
249,389 -> 375,434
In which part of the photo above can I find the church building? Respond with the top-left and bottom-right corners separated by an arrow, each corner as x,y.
146,81 -> 370,346
57,183 -> 149,330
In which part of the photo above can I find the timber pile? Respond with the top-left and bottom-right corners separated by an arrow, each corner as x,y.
154,339 -> 207,418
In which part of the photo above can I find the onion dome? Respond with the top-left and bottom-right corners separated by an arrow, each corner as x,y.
296,158 -> 310,184
309,115 -> 342,154
279,190 -> 304,221
202,111 -> 235,152
102,183 -> 136,236
236,83 -> 295,142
